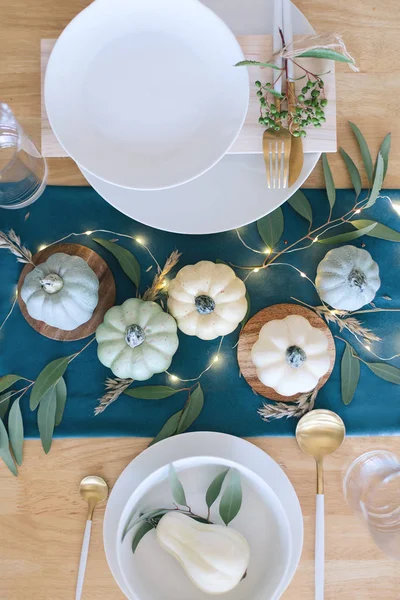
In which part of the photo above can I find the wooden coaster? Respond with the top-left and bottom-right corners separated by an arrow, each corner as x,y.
17,243 -> 116,341
237,303 -> 335,402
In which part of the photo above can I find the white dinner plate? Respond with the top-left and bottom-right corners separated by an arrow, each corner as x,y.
80,0 -> 319,234
103,432 -> 303,599
116,456 -> 292,600
45,0 -> 249,190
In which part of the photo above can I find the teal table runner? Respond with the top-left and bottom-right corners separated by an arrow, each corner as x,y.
1,186 -> 399,438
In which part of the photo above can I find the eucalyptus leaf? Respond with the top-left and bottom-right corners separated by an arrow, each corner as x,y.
340,148 -> 362,199
298,48 -> 353,63
206,469 -> 229,510
257,206 -> 284,250
124,386 -> 182,400
0,392 -> 12,420
219,469 -> 242,526
240,291 -> 251,332
351,220 -> 400,242
287,190 -> 313,224
37,387 -> 57,454
123,508 -> 170,540
54,377 -> 67,427
378,133 -> 391,179
322,154 -> 336,211
268,88 -> 284,99
8,399 -> 24,465
176,384 -> 204,434
234,60 -> 281,70
0,417 -> 17,476
149,410 -> 182,446
349,122 -> 373,184
30,356 -> 71,411
168,464 -> 187,506
341,342 -> 360,405
0,375 -> 23,394
365,363 -> 400,385
365,153 -> 384,208
132,521 -> 155,553
317,222 -> 377,244
93,238 -> 141,288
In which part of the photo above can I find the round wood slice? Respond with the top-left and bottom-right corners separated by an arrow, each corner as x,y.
237,303 -> 335,402
17,243 -> 116,341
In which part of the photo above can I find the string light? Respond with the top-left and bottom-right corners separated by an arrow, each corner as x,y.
300,271 -> 306,278
85,230 -> 93,235
38,244 -> 47,251
253,268 -> 260,273
364,344 -> 371,351
169,374 -> 178,383
354,209 -> 361,214
264,247 -> 271,255
135,237 -> 144,245
213,355 -> 219,363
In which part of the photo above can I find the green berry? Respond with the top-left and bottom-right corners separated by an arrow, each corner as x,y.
307,80 -> 314,88
280,110 -> 288,118
265,82 -> 271,87
319,116 -> 326,123
292,131 -> 300,137
274,125 -> 280,131
260,97 -> 266,105
268,118 -> 275,126
255,81 -> 262,87
304,99 -> 311,106
321,99 -> 328,107
301,86 -> 308,95
295,107 -> 302,115
258,117 -> 264,124
312,118 -> 319,125
298,94 -> 305,102
311,90 -> 320,98
318,81 -> 324,88
315,122 -> 322,128
262,118 -> 269,125
301,120 -> 308,126
257,90 -> 263,97
300,130 -> 307,137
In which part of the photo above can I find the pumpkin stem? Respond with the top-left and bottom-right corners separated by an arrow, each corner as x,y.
125,324 -> 146,348
285,345 -> 307,368
195,295 -> 215,315
40,273 -> 64,294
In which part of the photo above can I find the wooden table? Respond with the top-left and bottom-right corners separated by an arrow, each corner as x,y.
1,1 -> 400,599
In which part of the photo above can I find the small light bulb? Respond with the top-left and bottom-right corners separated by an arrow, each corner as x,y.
253,268 -> 260,273
313,237 -> 319,242
391,202 -> 400,216
136,237 -> 144,245
38,244 -> 47,251
365,344 -> 371,351
85,230 -> 93,235
15,288 -> 18,298
264,247 -> 271,255
169,374 -> 178,382
354,209 -> 361,214
213,355 -> 219,363
300,272 -> 306,278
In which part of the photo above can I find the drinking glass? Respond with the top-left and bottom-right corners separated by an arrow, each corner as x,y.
344,450 -> 400,559
0,102 -> 47,209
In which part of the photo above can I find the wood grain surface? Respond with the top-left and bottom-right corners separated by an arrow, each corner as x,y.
237,303 -> 335,401
0,436 -> 399,600
17,243 -> 116,341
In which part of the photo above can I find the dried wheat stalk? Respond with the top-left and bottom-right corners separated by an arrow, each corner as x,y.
313,305 -> 381,343
258,387 -> 318,422
0,229 -> 34,265
142,250 -> 181,302
94,377 -> 134,415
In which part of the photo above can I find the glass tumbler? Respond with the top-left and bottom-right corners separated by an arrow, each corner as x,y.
0,102 -> 47,209
344,450 -> 400,559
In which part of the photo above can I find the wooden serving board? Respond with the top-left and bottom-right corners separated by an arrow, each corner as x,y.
237,303 -> 336,402
17,243 -> 116,341
41,35 -> 336,158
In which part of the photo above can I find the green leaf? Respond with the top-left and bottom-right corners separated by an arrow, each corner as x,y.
298,48 -> 354,63
206,469 -> 229,510
341,342 -> 360,405
54,377 -> 67,427
240,292 -> 251,332
322,154 -> 336,211
0,375 -> 23,394
268,88 -> 284,99
351,220 -> 400,242
257,207 -> 284,250
0,417 -> 17,476
365,363 -> 400,385
132,521 -> 155,553
378,133 -> 391,180
0,392 -> 12,420
37,387 -> 57,454
8,399 -> 24,465
176,384 -> 204,434
318,222 -> 377,244
124,386 -> 182,400
30,356 -> 70,411
93,238 -> 140,288
123,508 -> 170,541
287,190 -> 313,224
149,410 -> 182,446
219,470 -> 242,526
168,464 -> 187,506
365,153 -> 384,208
340,148 -> 362,199
349,122 -> 373,184
234,60 -> 281,70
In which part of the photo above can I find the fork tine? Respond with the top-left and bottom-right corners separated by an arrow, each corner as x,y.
283,137 -> 291,188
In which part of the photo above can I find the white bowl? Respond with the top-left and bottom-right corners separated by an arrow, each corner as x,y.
45,0 -> 249,191
116,456 -> 292,600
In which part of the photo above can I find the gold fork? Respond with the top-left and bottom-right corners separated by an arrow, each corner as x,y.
262,117 -> 292,189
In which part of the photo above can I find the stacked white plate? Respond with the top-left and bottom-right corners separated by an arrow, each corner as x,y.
104,432 -> 303,599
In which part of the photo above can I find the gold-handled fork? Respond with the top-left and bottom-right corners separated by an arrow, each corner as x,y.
263,124 -> 292,189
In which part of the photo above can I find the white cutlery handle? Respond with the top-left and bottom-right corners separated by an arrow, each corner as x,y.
315,494 -> 324,600
76,520 -> 92,600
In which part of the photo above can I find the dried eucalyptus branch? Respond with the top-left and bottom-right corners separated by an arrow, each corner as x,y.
258,387 -> 318,422
0,229 -> 34,265
95,377 -> 134,415
142,250 -> 181,302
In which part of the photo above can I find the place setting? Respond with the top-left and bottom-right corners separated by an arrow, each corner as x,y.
1,0 -> 400,599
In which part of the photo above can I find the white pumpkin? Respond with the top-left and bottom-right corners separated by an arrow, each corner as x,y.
20,252 -> 99,330
167,261 -> 247,341
251,314 -> 330,396
315,245 -> 380,311
96,298 -> 179,380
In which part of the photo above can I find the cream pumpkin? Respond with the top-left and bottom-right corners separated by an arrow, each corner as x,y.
251,314 -> 330,396
96,298 -> 179,380
167,261 -> 247,340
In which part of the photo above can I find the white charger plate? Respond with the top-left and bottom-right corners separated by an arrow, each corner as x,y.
104,432 -> 303,599
80,0 -> 318,234
45,0 -> 249,191
116,456 -> 292,600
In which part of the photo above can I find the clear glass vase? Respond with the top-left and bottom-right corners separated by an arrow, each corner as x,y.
344,450 -> 400,560
0,103 -> 47,209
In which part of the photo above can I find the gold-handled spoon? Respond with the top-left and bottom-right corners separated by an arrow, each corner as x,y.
76,476 -> 108,600
296,410 -> 346,600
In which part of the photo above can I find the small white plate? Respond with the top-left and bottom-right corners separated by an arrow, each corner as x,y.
104,432 -> 303,599
116,456 -> 292,600
45,0 -> 249,191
